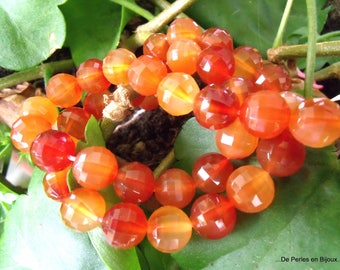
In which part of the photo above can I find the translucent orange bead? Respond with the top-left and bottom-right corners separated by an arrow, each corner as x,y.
155,168 -> 196,208
43,166 -> 71,201
46,73 -> 82,108
128,55 -> 168,96
289,97 -> 340,148
280,91 -> 305,111
233,46 -> 263,81
143,33 -> 169,61
60,188 -> 106,232
239,90 -> 290,139
224,77 -> 255,104
226,165 -> 275,213
10,115 -> 52,153
147,206 -> 192,253
166,39 -> 201,75
157,72 -> 200,116
166,17 -> 202,44
102,48 -> 136,85
72,146 -> 118,190
138,95 -> 159,111
215,118 -> 258,159
20,96 -> 58,125
83,91 -> 110,120
199,27 -> 233,50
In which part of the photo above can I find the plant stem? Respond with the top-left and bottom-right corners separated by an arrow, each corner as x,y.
153,148 -> 176,178
272,0 -> 294,48
317,30 -> 340,42
0,59 -> 74,90
314,61 -> 340,81
110,0 -> 154,21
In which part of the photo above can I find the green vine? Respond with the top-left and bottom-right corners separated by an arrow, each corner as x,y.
272,0 -> 294,48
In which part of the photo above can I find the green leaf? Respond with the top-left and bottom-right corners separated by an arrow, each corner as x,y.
0,178 -> 18,235
172,119 -> 340,270
0,0 -> 66,71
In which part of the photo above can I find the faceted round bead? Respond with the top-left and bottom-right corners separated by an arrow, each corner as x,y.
138,95 -> 159,111
20,96 -> 58,125
224,77 -> 255,105
128,55 -> 168,96
199,27 -> 233,50
256,129 -> 306,177
46,73 -> 82,108
193,84 -> 240,130
83,91 -> 110,119
143,33 -> 169,61
190,194 -> 236,239
239,90 -> 290,139
113,162 -> 155,203
147,206 -> 192,253
157,72 -> 200,116
233,46 -> 263,81
226,165 -> 275,213
43,166 -> 71,201
280,91 -> 305,111
57,107 -> 91,140
102,203 -> 148,249
166,17 -> 202,44
11,115 -> 52,153
30,130 -> 76,172
155,168 -> 196,208
215,118 -> 259,159
72,146 -> 118,190
197,46 -> 235,85
76,58 -> 111,94
60,188 -> 106,232
192,152 -> 234,193
166,39 -> 201,75
102,48 -> 136,85
289,97 -> 340,148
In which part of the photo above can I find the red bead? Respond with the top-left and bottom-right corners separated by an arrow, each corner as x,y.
155,168 -> 196,208
224,77 -> 255,105
190,194 -> 236,239
102,203 -> 147,249
72,146 -> 118,190
197,46 -> 235,85
233,46 -> 263,81
30,130 -> 76,172
143,33 -> 169,61
83,91 -> 110,119
43,166 -> 71,201
113,162 -> 155,203
199,27 -> 233,50
192,152 -> 234,193
166,18 -> 202,44
138,95 -> 159,111
193,84 -> 240,130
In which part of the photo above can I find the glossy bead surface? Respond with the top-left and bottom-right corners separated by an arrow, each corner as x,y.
224,77 -> 255,104
157,72 -> 200,116
143,33 -> 169,61
155,168 -> 196,208
193,84 -> 240,130
256,129 -> 306,177
215,118 -> 258,159
113,162 -> 155,203
83,91 -> 110,119
138,95 -> 159,111
43,166 -> 71,201
167,17 -> 202,44
128,55 -> 168,96
233,46 -> 263,81
192,152 -> 234,193
190,194 -> 236,239
239,90 -> 290,139
30,130 -> 76,172
60,188 -> 106,232
289,97 -> 340,148
72,146 -> 118,190
11,115 -> 52,153
199,27 -> 233,50
280,91 -> 305,111
102,203 -> 147,249
46,73 -> 82,108
226,165 -> 275,213
147,206 -> 192,253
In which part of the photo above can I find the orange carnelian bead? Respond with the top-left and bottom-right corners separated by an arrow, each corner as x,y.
190,193 -> 236,239
72,146 -> 118,190
60,188 -> 106,232
226,165 -> 275,213
224,77 -> 255,104
138,95 -> 159,111
102,203 -> 148,249
166,39 -> 201,75
10,115 -> 51,153
43,166 -> 71,201
215,118 -> 258,160
128,55 -> 168,96
239,90 -> 290,139
20,96 -> 58,125
83,91 -> 110,119
57,107 -> 91,140
289,97 -> 340,148
166,17 -> 202,44
143,33 -> 169,61
147,205 -> 192,253
280,91 -> 305,111
192,152 -> 234,193
46,73 -> 82,108
199,27 -> 233,50
102,48 -> 136,85
76,58 -> 111,94
155,168 -> 196,208
233,46 -> 263,81
157,72 -> 200,116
